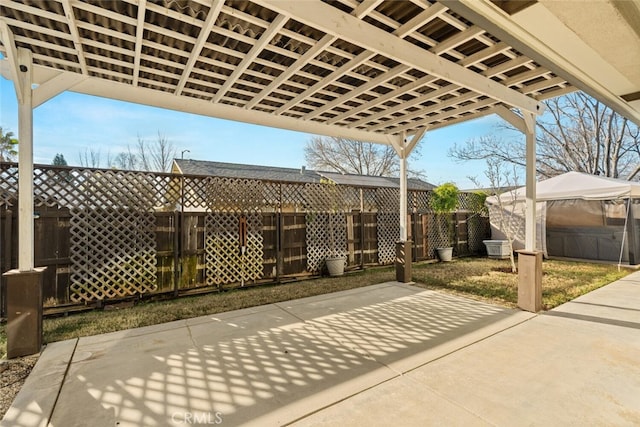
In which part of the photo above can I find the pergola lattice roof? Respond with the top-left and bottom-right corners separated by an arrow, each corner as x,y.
1,0 -> 577,143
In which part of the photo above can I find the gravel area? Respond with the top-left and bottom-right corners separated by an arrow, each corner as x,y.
0,355 -> 39,420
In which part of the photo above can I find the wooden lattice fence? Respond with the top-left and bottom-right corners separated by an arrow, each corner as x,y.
0,162 -> 490,315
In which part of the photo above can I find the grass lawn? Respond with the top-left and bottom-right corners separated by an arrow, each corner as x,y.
0,258 -> 631,359
411,258 -> 629,309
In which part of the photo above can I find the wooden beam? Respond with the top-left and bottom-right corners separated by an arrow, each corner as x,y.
211,14 -> 287,103
132,0 -> 146,87
350,85 -> 462,130
0,22 -> 23,103
61,0 -> 88,75
33,72 -> 86,108
274,50 -> 376,115
326,75 -> 438,125
304,64 -> 411,120
71,76 -> 392,144
245,34 -> 336,110
175,0 -> 224,96
391,98 -> 496,133
259,0 -> 543,115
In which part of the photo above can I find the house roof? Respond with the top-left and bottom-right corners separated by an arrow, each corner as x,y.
174,159 -> 435,190
318,171 -> 435,191
174,159 -> 321,183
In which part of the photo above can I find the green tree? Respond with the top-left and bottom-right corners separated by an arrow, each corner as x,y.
430,182 -> 460,249
0,127 -> 18,162
52,153 -> 68,166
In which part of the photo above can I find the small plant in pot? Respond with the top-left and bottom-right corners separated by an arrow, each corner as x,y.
321,178 -> 347,276
430,182 -> 460,262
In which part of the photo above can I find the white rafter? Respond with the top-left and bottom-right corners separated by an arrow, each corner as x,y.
353,0 -> 384,19
353,84 -> 465,129
1,17 -> 73,42
326,75 -> 439,125
303,64 -> 411,120
459,41 -> 511,67
367,90 -> 480,132
175,1 -> 224,96
274,50 -> 376,115
395,3 -> 448,38
245,34 -> 337,110
211,14 -> 288,103
392,98 -> 496,133
61,0 -> 88,75
258,0 -> 543,115
432,25 -> 485,55
132,0 -> 146,87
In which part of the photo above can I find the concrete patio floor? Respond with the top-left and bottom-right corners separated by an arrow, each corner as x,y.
2,272 -> 640,426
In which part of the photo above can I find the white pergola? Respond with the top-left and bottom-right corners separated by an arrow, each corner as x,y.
1,0 -> 639,310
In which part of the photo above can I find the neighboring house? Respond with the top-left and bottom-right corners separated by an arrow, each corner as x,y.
173,159 -> 321,184
173,159 -> 435,189
172,159 -> 437,213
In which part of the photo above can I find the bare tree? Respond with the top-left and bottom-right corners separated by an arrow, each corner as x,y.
112,150 -> 137,170
304,135 -> 423,177
134,131 -> 177,172
108,131 -> 177,172
450,92 -> 640,181
78,148 -> 102,168
471,159 -> 523,273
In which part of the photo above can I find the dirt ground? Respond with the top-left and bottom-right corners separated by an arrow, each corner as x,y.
0,355 -> 38,420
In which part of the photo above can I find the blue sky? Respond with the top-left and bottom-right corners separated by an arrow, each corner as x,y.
0,76 -> 508,188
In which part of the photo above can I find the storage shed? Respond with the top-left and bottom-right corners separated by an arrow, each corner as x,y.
487,172 -> 640,265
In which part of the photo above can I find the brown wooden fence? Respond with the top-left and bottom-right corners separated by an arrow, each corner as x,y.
0,163 -> 489,316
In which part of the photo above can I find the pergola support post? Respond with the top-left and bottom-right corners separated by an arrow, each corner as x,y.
389,129 -> 426,283
17,48 -> 35,272
3,48 -> 47,358
517,112 -> 542,312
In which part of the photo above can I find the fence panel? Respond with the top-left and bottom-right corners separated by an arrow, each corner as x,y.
0,162 -> 491,314
282,213 -> 307,275
155,212 -> 176,294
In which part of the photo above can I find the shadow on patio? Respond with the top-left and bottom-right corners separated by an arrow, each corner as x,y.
5,283 -> 530,426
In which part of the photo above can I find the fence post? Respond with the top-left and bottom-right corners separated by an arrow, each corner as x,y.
411,212 -> 422,262
1,209 -> 10,317
276,183 -> 283,281
3,209 -> 12,272
360,211 -> 365,269
173,210 -> 180,296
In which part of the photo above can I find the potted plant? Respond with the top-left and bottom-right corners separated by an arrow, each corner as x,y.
321,178 -> 347,276
430,182 -> 460,262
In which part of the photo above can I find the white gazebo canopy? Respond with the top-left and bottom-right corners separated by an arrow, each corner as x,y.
1,0 -> 639,309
